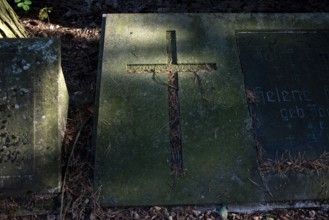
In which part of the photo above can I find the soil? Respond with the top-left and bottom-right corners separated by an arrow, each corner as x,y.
1,0 -> 329,219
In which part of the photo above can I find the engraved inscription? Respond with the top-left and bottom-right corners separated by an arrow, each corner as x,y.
0,52 -> 34,177
238,31 -> 329,159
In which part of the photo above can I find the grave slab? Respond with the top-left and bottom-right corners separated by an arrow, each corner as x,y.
238,31 -> 329,160
237,30 -> 329,201
0,39 -> 68,196
94,14 -> 329,206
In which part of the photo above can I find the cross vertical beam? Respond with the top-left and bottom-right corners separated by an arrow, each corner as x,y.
166,31 -> 183,176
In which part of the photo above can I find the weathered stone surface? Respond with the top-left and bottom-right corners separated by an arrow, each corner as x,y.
94,14 -> 329,206
0,39 -> 68,196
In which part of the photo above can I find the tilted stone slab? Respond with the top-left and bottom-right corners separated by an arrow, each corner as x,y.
0,39 -> 68,196
94,14 -> 329,206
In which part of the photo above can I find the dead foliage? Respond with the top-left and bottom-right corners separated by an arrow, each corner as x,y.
0,0 -> 329,219
260,151 -> 329,174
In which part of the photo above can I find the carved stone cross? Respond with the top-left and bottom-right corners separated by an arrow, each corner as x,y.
127,31 -> 217,176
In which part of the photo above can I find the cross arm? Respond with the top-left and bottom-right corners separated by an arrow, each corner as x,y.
127,63 -> 217,74
127,64 -> 167,74
177,63 -> 217,73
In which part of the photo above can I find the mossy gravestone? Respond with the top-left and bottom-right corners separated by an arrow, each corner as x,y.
94,14 -> 329,206
0,39 -> 68,196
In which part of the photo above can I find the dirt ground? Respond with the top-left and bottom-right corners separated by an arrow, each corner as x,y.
1,0 -> 329,219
